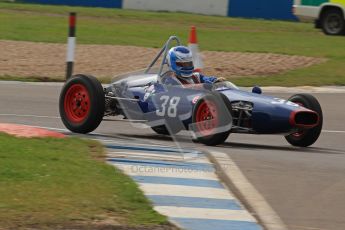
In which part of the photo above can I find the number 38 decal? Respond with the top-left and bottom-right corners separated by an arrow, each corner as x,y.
156,95 -> 181,117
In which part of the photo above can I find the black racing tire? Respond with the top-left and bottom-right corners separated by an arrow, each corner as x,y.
192,93 -> 232,146
321,8 -> 345,35
59,74 -> 105,134
285,94 -> 323,147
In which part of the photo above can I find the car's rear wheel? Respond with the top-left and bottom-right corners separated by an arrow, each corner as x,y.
285,94 -> 323,147
192,94 -> 232,146
321,8 -> 345,35
59,74 -> 105,133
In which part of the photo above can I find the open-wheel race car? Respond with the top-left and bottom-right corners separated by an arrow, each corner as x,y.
59,36 -> 323,147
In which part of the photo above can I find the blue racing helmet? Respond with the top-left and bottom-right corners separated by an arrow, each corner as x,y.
167,46 -> 194,78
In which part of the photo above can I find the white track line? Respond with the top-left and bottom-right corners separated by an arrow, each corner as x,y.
323,130 -> 345,134
245,86 -> 345,94
0,81 -> 64,86
0,117 -> 345,137
0,114 -> 60,119
2,113 -> 345,135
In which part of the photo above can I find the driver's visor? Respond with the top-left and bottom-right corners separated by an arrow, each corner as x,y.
176,61 -> 194,68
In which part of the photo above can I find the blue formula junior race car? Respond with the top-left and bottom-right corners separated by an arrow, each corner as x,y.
59,36 -> 323,147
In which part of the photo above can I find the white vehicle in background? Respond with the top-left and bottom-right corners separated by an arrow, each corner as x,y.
294,0 -> 345,35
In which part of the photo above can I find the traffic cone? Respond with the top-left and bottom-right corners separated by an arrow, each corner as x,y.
188,26 -> 203,73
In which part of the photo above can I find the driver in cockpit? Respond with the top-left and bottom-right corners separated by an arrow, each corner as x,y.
163,46 -> 225,85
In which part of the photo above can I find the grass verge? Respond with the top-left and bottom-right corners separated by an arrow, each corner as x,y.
232,59 -> 345,87
0,133 -> 170,229
1,2 -> 345,86
0,75 -> 65,82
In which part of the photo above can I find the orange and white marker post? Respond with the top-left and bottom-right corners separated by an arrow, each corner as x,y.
188,26 -> 203,73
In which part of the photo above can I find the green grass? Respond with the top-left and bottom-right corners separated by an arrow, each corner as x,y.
232,59 -> 345,87
0,134 -> 168,229
1,2 -> 345,86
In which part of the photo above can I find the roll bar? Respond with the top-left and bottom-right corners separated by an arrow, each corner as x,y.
145,36 -> 182,81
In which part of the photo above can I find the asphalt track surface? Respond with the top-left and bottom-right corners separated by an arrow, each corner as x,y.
1,82 -> 345,230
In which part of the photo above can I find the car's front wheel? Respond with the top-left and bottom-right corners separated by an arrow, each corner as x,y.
285,94 -> 323,147
59,74 -> 105,134
321,8 -> 345,35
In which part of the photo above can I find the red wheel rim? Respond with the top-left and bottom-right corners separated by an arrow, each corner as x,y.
195,100 -> 219,136
291,102 -> 306,138
64,84 -> 90,123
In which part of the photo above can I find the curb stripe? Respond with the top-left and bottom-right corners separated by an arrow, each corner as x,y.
155,206 -> 256,222
115,164 -> 217,180
171,218 -> 263,230
147,195 -> 242,210
106,144 -> 197,153
110,154 -> 191,162
107,149 -> 205,158
108,152 -> 189,161
107,158 -> 214,170
132,176 -> 223,188
141,184 -> 234,199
